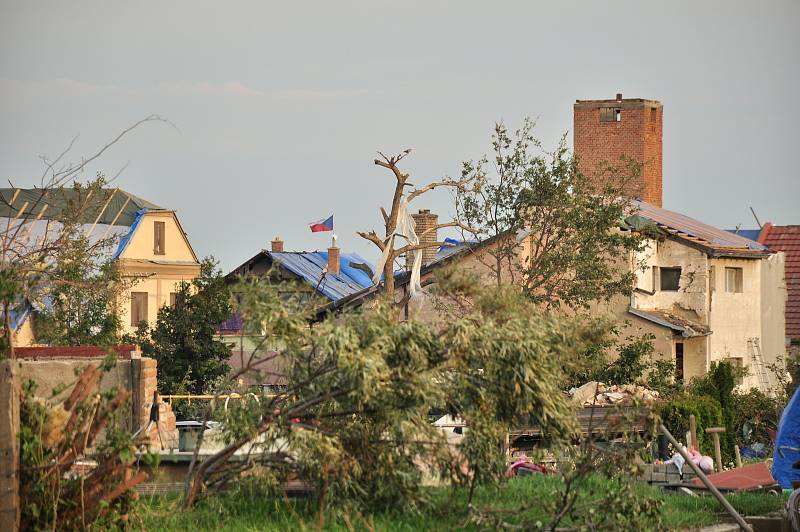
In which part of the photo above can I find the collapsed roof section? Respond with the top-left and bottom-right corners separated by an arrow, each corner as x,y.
0,188 -> 163,227
628,308 -> 711,338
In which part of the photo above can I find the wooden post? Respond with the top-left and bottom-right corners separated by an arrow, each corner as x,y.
689,414 -> 698,451
734,445 -> 743,469
705,427 -> 726,472
0,360 -> 20,530
660,424 -> 752,532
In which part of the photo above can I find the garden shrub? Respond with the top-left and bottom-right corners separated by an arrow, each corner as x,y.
659,394 -> 724,456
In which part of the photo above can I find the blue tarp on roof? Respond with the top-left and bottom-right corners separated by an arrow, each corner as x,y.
271,251 -> 374,302
726,228 -> 761,242
112,208 -> 148,260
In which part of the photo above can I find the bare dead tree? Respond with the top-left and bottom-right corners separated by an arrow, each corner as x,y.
357,150 -> 476,302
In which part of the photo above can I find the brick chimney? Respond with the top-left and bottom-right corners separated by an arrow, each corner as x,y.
411,209 -> 439,266
327,234 -> 340,275
271,237 -> 284,253
573,94 -> 663,207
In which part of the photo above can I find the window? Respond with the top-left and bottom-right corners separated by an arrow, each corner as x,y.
650,107 -> 657,122
660,267 -> 681,291
675,342 -> 684,382
131,292 -> 148,327
169,292 -> 178,308
725,267 -> 743,293
600,107 -> 621,122
154,221 -> 165,255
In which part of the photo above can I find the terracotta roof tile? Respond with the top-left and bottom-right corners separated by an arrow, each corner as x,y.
762,225 -> 800,340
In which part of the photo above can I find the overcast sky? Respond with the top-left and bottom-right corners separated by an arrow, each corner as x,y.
1,1 -> 798,271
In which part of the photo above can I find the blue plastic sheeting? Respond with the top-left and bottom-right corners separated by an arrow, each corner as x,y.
773,386 -> 800,489
435,237 -> 477,262
726,229 -> 762,242
112,208 -> 148,260
0,302 -> 32,332
271,251 -> 374,302
633,201 -> 767,251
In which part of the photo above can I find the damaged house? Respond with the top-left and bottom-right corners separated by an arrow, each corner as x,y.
322,94 -> 788,390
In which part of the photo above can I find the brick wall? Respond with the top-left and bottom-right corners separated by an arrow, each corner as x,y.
573,97 -> 663,207
411,209 -> 439,266
133,357 -> 177,449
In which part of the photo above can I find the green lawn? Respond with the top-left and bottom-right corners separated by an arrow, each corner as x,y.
138,475 -> 788,531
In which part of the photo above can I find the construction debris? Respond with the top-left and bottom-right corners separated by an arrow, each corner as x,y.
569,381 -> 661,406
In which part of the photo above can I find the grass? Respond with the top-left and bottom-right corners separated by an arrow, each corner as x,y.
137,475 -> 788,531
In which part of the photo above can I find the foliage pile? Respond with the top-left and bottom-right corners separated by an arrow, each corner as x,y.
19,358 -> 150,530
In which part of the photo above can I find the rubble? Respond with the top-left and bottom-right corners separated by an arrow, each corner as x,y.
569,381 -> 661,406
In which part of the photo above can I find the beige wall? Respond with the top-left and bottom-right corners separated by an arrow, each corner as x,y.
117,211 -> 200,334
759,252 -> 788,386
18,358 -> 135,402
119,211 -> 197,263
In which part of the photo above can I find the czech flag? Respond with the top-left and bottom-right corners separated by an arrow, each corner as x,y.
309,215 -> 334,233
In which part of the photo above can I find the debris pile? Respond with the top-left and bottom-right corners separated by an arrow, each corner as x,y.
569,381 -> 661,406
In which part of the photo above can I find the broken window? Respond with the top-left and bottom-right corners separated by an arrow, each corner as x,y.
600,107 -> 621,122
660,267 -> 681,291
675,342 -> 684,382
154,221 -> 166,255
725,267 -> 743,293
131,292 -> 148,327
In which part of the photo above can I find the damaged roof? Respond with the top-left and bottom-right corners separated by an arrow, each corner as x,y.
629,200 -> 769,258
628,308 -> 711,337
229,249 -> 375,302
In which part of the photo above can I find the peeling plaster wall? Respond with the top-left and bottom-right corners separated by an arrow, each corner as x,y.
708,257 -> 764,388
633,239 -> 709,321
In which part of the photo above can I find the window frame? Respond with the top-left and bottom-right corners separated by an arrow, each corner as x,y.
154,221 -> 166,255
131,292 -> 148,327
600,107 -> 621,123
725,267 -> 743,293
675,342 -> 684,382
659,267 -> 681,292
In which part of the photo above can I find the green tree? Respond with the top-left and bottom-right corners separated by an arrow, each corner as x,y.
33,232 -> 123,346
454,119 -> 646,308
131,257 -> 232,398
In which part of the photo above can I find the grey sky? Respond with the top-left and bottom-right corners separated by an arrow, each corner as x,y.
1,1 -> 798,271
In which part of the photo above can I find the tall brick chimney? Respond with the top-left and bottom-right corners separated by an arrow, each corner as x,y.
271,237 -> 284,253
410,209 -> 439,266
573,94 -> 663,207
327,234 -> 340,275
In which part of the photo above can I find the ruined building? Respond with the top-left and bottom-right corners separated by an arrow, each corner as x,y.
576,95 -> 787,388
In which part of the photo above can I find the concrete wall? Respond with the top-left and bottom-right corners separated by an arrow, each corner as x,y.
16,351 -> 176,447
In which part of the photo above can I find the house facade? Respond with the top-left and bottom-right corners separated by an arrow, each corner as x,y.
0,188 -> 201,344
598,201 -> 787,389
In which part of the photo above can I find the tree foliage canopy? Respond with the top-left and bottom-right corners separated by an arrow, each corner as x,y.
130,257 -> 232,398
455,119 -> 645,309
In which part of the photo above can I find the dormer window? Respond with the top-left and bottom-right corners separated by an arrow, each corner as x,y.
154,221 -> 165,255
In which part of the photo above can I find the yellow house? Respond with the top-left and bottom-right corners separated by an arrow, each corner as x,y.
0,187 -> 201,344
